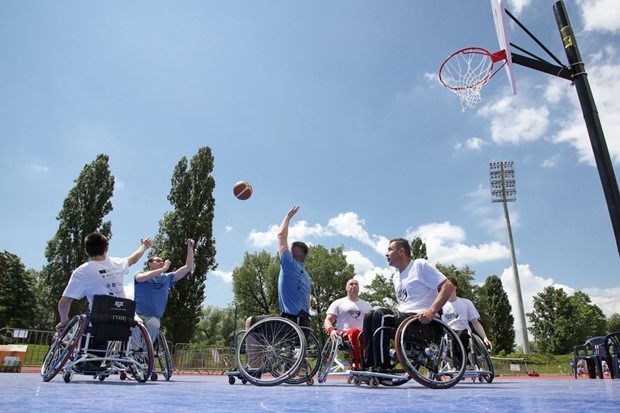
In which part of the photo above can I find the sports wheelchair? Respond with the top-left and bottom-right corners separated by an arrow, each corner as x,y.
230,316 -> 321,386
41,295 -> 154,383
462,330 -> 494,383
150,330 -> 173,381
348,315 -> 466,389
317,328 -> 364,384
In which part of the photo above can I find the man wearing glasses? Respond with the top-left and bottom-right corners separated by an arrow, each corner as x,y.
133,238 -> 195,342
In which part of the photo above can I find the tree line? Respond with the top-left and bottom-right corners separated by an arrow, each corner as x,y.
1,150 -> 618,354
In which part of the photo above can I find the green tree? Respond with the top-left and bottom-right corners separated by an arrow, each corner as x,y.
410,237 -> 428,260
0,252 -> 37,329
153,147 -> 217,345
231,251 -> 280,319
568,291 -> 607,344
193,305 -> 237,347
527,286 -> 577,354
478,275 -> 515,354
40,154 -> 114,326
608,313 -> 620,333
436,264 -> 478,302
360,271 -> 396,307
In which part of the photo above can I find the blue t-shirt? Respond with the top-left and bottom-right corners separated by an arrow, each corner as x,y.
278,250 -> 312,315
134,272 -> 176,318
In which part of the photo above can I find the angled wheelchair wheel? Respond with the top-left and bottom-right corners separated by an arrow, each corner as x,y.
395,316 -> 465,389
236,317 -> 306,386
128,322 -> 154,383
285,329 -> 321,385
153,331 -> 173,381
471,334 -> 494,383
317,335 -> 339,383
41,314 -> 87,382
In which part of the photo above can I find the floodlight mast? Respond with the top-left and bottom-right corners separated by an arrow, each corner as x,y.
490,161 -> 531,354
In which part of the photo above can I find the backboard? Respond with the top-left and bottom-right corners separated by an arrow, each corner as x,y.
491,0 -> 517,94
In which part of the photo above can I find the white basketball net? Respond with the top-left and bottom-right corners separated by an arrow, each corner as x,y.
439,48 -> 495,111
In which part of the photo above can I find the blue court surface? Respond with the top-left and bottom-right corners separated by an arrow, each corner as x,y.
1,373 -> 618,413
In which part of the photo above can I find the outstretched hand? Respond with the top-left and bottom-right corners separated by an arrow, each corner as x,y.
286,205 -> 300,219
141,237 -> 153,249
187,238 -> 195,248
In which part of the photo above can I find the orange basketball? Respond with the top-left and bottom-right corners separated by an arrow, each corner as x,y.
233,181 -> 253,200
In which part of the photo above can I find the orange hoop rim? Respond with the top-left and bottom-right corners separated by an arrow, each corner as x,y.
439,47 -> 507,91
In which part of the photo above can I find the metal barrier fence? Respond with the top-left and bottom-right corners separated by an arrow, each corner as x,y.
0,327 -> 56,367
1,326 -> 236,374
172,343 -> 235,374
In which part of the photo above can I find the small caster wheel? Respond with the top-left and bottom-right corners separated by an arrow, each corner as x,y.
228,376 -> 235,385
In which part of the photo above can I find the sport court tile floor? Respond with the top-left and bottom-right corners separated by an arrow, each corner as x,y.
1,373 -> 618,412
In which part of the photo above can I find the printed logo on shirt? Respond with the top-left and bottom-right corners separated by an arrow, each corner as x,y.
99,269 -> 107,274
348,309 -> 361,319
397,285 -> 408,303
444,312 -> 459,323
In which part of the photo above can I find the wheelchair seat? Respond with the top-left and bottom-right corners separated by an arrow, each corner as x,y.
89,295 -> 137,342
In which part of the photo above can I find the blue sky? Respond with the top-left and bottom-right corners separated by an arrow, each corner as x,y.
1,0 -> 619,347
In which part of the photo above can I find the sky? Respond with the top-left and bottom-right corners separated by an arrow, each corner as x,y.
1,0 -> 619,348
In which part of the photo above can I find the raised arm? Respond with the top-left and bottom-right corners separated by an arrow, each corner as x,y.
277,205 -> 300,258
127,237 -> 152,266
135,259 -> 172,282
173,239 -> 195,282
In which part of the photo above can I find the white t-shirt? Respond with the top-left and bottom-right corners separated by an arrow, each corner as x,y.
394,259 -> 446,313
326,297 -> 373,330
442,297 -> 480,331
62,257 -> 130,309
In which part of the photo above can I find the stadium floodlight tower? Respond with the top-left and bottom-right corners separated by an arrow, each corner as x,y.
489,161 -> 530,354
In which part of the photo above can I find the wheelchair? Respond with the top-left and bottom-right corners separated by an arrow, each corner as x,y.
463,331 -> 494,383
150,330 -> 173,381
41,295 -> 154,383
232,316 -> 321,386
317,328 -> 364,384
349,315 -> 466,389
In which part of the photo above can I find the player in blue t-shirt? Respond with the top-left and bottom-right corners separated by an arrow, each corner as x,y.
246,205 -> 312,329
134,238 -> 194,342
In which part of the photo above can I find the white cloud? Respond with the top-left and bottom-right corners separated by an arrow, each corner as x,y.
541,154 -> 562,168
508,0 -> 532,15
576,0 -> 620,33
211,269 -> 233,283
225,225 -> 233,232
327,212 -> 388,254
454,137 -> 487,152
546,50 -> 620,166
31,163 -> 49,173
478,96 -> 550,145
405,221 -> 510,266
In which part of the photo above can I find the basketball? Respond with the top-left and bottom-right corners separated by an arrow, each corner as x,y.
233,181 -> 253,200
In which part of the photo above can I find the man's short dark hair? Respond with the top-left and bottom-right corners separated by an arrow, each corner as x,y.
291,241 -> 308,255
389,238 -> 411,257
84,233 -> 109,257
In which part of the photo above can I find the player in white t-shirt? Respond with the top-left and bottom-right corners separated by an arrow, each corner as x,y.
442,277 -> 492,361
56,232 -> 152,333
362,238 -> 455,372
324,279 -> 372,369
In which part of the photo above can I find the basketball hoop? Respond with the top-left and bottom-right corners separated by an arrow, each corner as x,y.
439,47 -> 508,110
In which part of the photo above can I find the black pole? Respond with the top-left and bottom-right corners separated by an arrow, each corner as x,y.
554,0 -> 620,257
